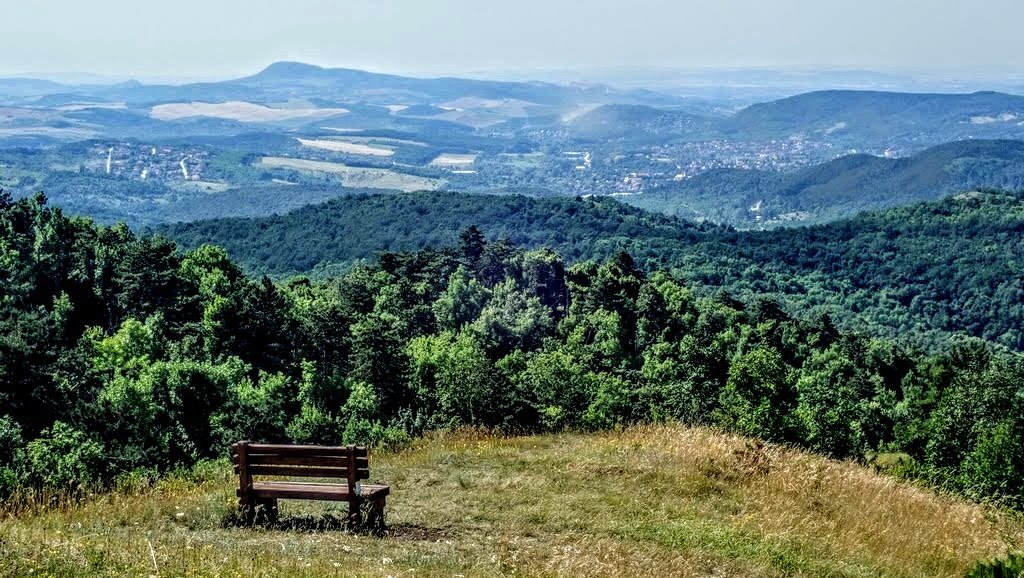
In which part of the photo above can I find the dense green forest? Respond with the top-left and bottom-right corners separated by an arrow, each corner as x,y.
157,192 -> 709,275
2,191 -> 1023,510
159,189 -> 1024,352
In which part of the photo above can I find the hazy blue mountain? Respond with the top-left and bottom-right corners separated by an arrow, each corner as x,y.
728,90 -> 1024,146
561,104 -> 720,141
545,90 -> 1024,149
0,78 -> 70,100
3,65 -> 1023,154
16,61 -> 683,109
232,61 -> 685,106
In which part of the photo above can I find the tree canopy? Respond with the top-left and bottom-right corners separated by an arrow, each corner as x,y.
2,192 -> 1023,509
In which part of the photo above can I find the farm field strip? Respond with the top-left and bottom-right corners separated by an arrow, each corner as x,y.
430,153 -> 478,166
296,137 -> 395,156
327,135 -> 430,147
259,156 -> 443,191
150,101 -> 349,122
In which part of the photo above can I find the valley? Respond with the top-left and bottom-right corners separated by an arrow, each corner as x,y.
3,63 -> 1024,228
3,54 -> 1024,578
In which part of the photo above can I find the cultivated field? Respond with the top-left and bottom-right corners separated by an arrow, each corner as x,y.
55,102 -> 128,112
1,426 -> 1020,577
320,134 -> 430,147
439,97 -> 535,115
260,156 -> 442,191
430,153 -> 478,166
0,126 -> 98,139
150,101 -> 349,122
296,138 -> 394,156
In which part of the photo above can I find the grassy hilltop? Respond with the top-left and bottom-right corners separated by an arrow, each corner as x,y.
2,425 -> 1021,577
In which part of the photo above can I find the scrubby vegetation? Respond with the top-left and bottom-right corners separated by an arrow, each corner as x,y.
2,191 -> 1024,516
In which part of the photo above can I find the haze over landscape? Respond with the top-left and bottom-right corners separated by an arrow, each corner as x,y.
3,0 -> 1024,80
1,2 -> 1024,576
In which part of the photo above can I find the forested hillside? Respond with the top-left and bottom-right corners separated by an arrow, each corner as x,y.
728,90 -> 1024,145
2,191 -> 1023,511
156,192 -> 710,275
159,189 -> 1024,351
626,139 -> 1024,225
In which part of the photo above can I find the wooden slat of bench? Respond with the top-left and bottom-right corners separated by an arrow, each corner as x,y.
242,481 -> 390,501
233,464 -> 370,478
240,454 -> 369,468
244,444 -> 369,457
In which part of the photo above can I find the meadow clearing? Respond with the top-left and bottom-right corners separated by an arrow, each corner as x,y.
1,426 -> 1020,577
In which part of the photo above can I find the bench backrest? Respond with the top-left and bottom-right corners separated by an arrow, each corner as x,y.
232,442 -> 370,490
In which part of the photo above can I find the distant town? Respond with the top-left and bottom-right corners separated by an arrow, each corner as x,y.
88,143 -> 210,182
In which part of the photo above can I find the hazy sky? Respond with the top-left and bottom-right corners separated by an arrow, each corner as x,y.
1,0 -> 1021,80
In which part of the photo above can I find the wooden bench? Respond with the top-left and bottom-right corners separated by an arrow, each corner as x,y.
231,441 -> 389,529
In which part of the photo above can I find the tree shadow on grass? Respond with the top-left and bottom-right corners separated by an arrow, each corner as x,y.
221,508 -> 453,541
384,522 -> 457,542
221,508 -> 384,535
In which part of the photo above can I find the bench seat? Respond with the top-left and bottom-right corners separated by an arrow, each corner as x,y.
239,481 -> 391,501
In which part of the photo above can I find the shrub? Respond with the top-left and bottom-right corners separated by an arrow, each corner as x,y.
0,415 -> 24,498
25,422 -> 104,491
967,552 -> 1024,578
715,347 -> 795,442
0,415 -> 24,465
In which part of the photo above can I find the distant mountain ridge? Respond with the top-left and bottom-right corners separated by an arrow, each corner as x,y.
540,89 -> 1024,149
2,63 -> 1024,152
561,103 -> 719,140
735,89 -> 1024,126
0,61 -> 684,109
727,89 -> 1024,143
234,61 -> 611,105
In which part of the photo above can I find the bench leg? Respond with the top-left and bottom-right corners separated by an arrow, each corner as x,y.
348,495 -> 363,529
257,498 -> 279,525
239,495 -> 256,524
347,494 -> 385,534
366,495 -> 387,535
241,497 -> 278,525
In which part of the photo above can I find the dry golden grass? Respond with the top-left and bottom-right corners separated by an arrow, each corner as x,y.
1,425 -> 1021,577
295,138 -> 395,156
